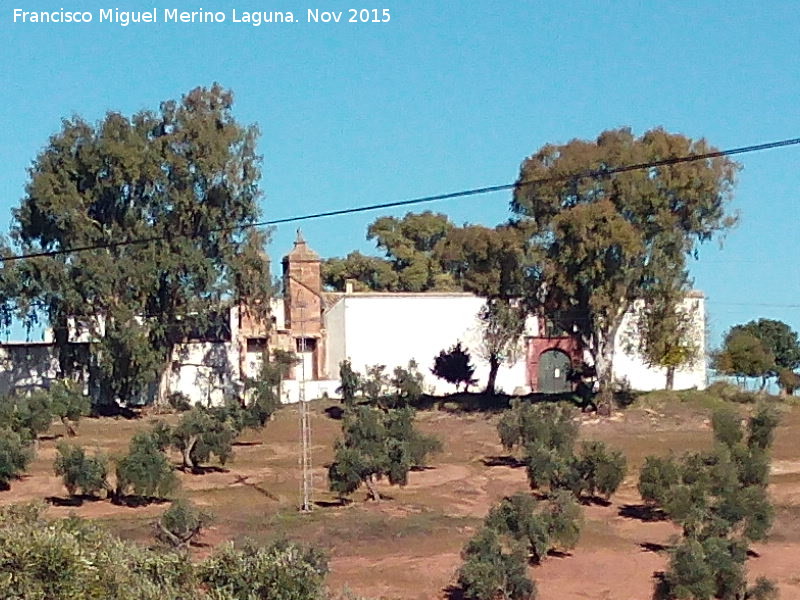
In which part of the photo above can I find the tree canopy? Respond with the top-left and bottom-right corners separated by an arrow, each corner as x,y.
0,84 -> 270,408
640,404 -> 780,599
511,128 -> 738,406
321,214 -> 528,297
713,330 -> 776,389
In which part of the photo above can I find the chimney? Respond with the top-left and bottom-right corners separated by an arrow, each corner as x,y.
345,279 -> 355,294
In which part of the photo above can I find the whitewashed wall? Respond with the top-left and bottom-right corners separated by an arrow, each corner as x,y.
0,344 -> 60,396
319,291 -> 707,400
168,341 -> 241,406
323,293 -> 532,396
612,294 -> 707,391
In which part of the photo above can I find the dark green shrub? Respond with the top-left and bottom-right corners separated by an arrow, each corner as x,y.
575,441 -> 627,499
115,431 -> 178,500
457,527 -> 536,600
199,539 -> 329,600
156,499 -> 212,548
484,491 -> 582,564
747,404 -> 780,451
638,455 -> 680,505
167,392 -> 192,412
431,342 -> 477,392
328,405 -> 440,501
337,359 -> 361,408
0,428 -> 33,490
712,407 -> 744,449
49,380 -> 91,436
171,407 -> 236,471
54,443 -> 109,497
498,400 -> 577,456
0,503 -> 332,600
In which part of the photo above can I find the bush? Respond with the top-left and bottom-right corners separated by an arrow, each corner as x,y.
171,407 -> 237,471
431,342 -> 477,392
198,539 -> 329,600
574,441 -> 627,499
524,443 -> 580,495
156,499 -> 212,548
643,405 -> 781,599
457,527 -> 536,600
49,380 -> 91,436
484,492 -> 582,565
747,404 -> 780,451
115,431 -> 178,500
53,443 -> 109,497
242,350 -> 297,427
167,392 -> 192,412
337,359 -> 361,408
638,455 -> 680,505
712,407 -> 743,449
0,503 -> 331,600
504,403 -> 627,501
497,400 -> 578,456
0,391 -> 53,441
0,427 -> 33,490
328,405 -> 441,501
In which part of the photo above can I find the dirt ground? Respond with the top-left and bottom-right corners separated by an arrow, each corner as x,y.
2,395 -> 799,599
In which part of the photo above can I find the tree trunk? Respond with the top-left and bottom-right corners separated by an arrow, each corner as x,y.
156,350 -> 175,407
61,416 -> 77,437
182,436 -> 197,471
485,355 -> 500,396
665,367 -> 675,391
594,333 -> 616,416
364,475 -> 381,501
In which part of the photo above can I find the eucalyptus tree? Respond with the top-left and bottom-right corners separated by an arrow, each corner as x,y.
512,128 -> 738,409
3,84 -> 270,407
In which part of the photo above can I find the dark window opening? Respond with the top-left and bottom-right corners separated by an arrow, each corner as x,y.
246,338 -> 268,353
296,337 -> 317,353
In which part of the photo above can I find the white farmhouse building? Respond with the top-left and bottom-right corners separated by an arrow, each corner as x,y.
0,233 -> 706,404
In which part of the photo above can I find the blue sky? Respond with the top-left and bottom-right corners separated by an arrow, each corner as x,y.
1,1 -> 799,347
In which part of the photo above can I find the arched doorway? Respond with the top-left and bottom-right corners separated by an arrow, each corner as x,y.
537,349 -> 571,394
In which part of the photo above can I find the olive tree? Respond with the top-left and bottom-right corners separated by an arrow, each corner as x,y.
328,405 -> 440,501
170,407 -> 237,471
115,429 -> 178,501
497,400 -> 627,500
457,527 -> 536,600
641,405 -> 781,599
0,428 -> 33,490
54,443 -> 109,498
156,499 -> 212,548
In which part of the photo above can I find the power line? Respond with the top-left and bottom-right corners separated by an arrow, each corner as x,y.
707,301 -> 800,308
2,136 -> 799,265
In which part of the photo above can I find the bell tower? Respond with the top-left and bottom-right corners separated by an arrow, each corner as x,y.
282,230 -> 325,379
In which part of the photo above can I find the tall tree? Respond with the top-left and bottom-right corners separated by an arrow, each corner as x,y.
3,84 -> 270,407
713,329 -> 776,390
632,282 -> 702,390
730,319 -> 800,390
323,211 -> 456,292
321,251 -> 398,291
512,128 -> 737,409
479,299 -> 526,395
433,223 -> 528,298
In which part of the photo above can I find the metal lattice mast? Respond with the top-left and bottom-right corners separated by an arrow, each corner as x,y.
299,303 -> 313,512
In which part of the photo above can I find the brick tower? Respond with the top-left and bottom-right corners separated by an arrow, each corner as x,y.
282,230 -> 325,379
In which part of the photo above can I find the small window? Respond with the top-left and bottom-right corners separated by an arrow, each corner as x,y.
246,338 -> 268,353
296,337 -> 317,352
